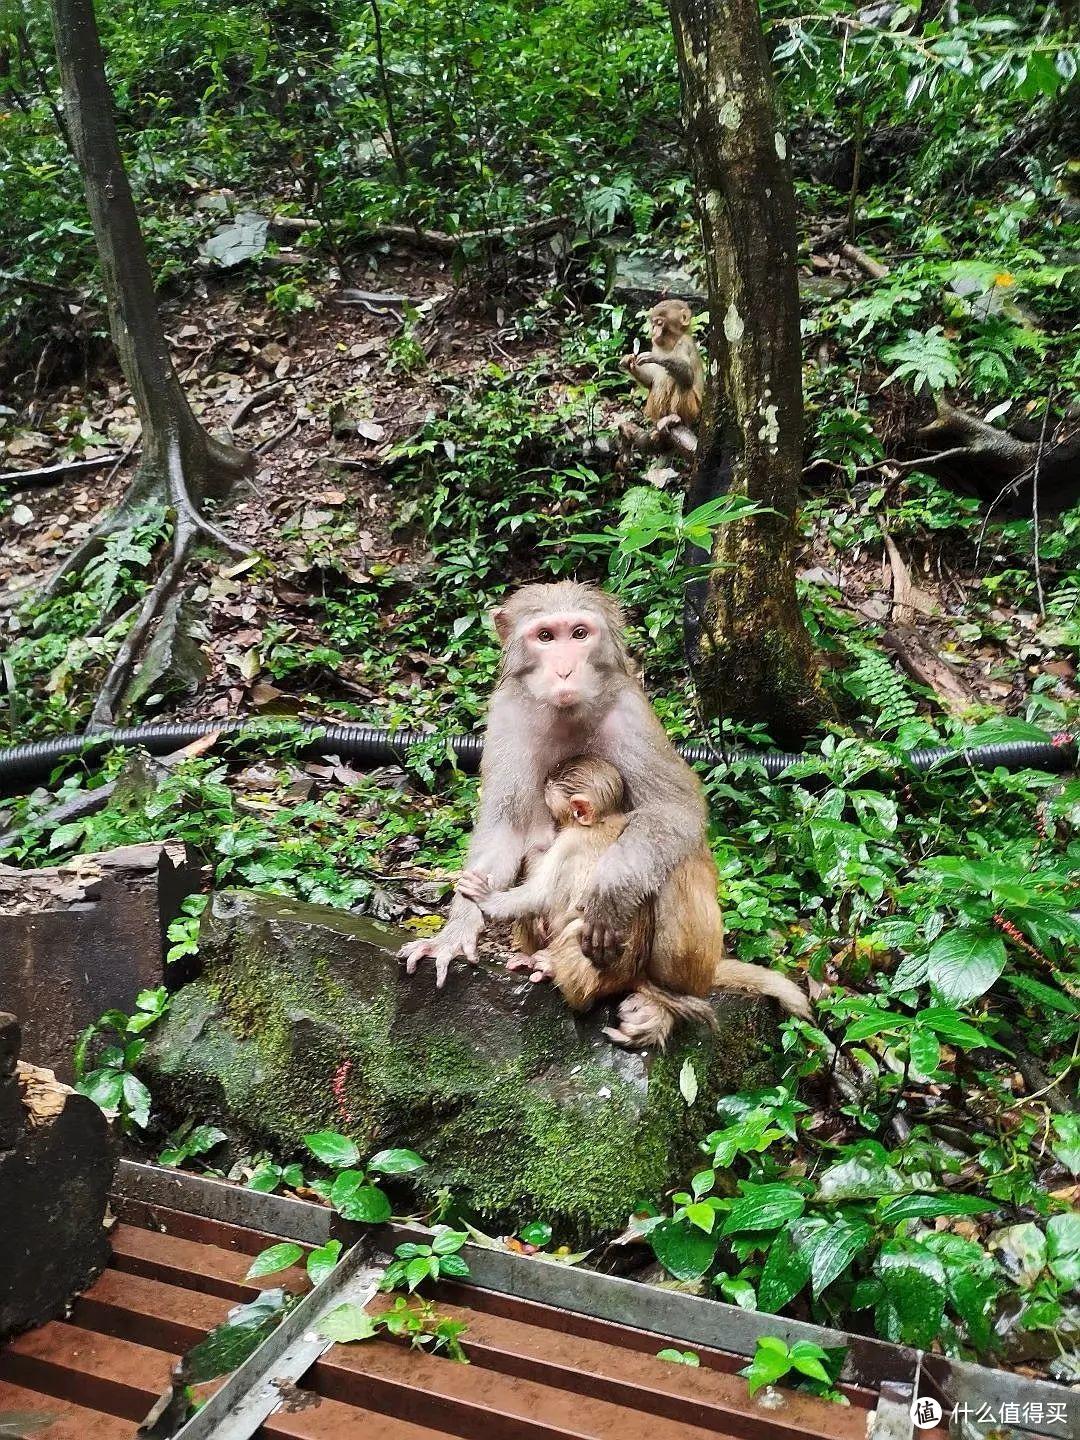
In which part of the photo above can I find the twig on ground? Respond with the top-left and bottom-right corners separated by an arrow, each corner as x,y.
229,381 -> 285,434
0,453 -> 123,489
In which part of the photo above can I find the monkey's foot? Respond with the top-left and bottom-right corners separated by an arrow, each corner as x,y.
602,992 -> 665,1048
655,412 -> 681,434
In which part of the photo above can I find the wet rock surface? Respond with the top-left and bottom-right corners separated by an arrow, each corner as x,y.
0,1013 -> 116,1340
144,889 -> 780,1234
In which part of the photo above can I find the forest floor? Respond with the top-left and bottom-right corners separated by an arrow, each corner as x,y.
2,241 -> 1073,730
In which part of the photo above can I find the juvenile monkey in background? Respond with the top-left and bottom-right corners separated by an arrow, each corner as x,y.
620,300 -> 704,431
458,754 -> 810,1048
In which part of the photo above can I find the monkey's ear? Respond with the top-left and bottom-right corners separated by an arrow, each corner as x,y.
569,796 -> 594,826
490,607 -> 513,644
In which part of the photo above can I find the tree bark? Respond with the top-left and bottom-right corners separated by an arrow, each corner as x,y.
669,0 -> 830,744
47,0 -> 253,723
48,0 -> 250,535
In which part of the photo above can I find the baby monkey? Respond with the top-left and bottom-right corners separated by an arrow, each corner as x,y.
620,299 -> 705,432
458,755 -> 810,1048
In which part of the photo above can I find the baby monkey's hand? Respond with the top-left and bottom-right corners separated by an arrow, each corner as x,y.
456,869 -> 493,905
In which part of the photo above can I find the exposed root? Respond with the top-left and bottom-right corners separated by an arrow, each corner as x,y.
87,435 -> 251,727
617,417 -> 698,462
913,398 -> 1080,516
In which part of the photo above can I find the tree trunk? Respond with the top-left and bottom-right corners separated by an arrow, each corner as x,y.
48,0 -> 250,521
48,0 -> 253,724
669,0 -> 829,744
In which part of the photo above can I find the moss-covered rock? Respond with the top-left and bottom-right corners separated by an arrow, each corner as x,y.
144,890 -> 779,1236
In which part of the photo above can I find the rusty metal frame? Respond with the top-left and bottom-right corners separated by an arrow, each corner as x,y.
115,1161 -> 1080,1440
170,1236 -> 387,1440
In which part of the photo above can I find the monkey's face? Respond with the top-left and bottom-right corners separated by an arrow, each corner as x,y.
649,302 -> 691,347
519,610 -> 604,710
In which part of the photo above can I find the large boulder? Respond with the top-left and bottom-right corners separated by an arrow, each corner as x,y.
144,890 -> 780,1235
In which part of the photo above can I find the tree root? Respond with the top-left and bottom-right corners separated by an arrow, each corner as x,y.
913,398 -> 1080,516
618,417 -> 698,462
87,435 -> 250,728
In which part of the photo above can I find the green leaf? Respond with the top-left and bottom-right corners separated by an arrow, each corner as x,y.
406,1255 -> 437,1290
919,1007 -> 1009,1053
76,1068 -> 124,1115
1051,1115 -> 1080,1175
306,1239 -> 343,1287
245,1243 -> 304,1281
878,1192 -> 995,1225
121,1072 -> 151,1128
722,1184 -> 805,1235
330,1172 -> 392,1223
742,1338 -> 792,1396
367,1147 -> 426,1175
650,1219 -> 720,1281
184,1292 -> 290,1382
875,1244 -> 947,1348
438,1253 -> 470,1278
304,1131 -> 361,1169
247,1162 -> 282,1193
758,1228 -> 811,1312
657,1348 -> 700,1366
684,1203 -> 716,1234
1046,1214 -> 1080,1289
816,1156 -> 906,1202
808,1221 -> 873,1299
908,1029 -> 941,1078
927,930 -> 1007,1004
431,1229 -> 468,1255
519,1221 -> 552,1247
317,1302 -> 378,1343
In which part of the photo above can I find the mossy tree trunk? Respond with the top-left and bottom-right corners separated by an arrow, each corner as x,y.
47,0 -> 253,723
669,0 -> 830,744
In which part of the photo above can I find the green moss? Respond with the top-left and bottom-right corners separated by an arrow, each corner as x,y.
144,890 -> 778,1238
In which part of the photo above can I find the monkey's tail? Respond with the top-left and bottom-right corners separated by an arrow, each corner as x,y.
713,957 -> 812,1021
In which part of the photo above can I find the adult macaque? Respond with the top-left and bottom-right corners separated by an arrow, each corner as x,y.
620,300 -> 704,431
399,580 -> 708,984
458,754 -> 809,1047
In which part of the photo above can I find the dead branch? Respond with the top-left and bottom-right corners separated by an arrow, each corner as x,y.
269,214 -> 322,234
229,381 -> 285,434
913,398 -> 1080,516
882,626 -> 976,716
618,418 -> 698,462
840,241 -> 890,280
365,214 -> 572,254
0,453 -> 122,489
256,414 -> 301,456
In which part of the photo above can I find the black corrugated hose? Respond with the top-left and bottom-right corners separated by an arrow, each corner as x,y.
0,718 -> 1074,792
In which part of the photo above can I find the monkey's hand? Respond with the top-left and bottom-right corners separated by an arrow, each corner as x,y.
399,915 -> 481,989
506,951 -> 554,984
455,869 -> 493,903
619,353 -> 638,375
579,887 -> 628,969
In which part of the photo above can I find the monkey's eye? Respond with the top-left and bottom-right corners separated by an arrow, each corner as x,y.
571,625 -> 589,640
537,629 -> 554,642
